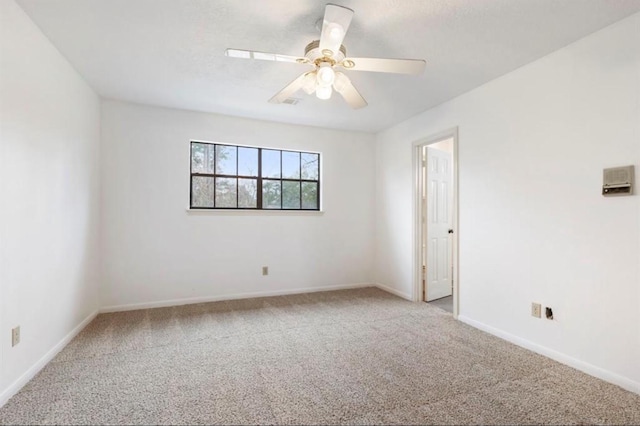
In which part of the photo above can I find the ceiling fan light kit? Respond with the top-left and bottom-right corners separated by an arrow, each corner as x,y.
225,4 -> 426,109
317,63 -> 335,86
316,85 -> 332,100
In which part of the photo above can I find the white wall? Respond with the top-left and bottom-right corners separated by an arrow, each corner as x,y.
375,13 -> 640,391
100,100 -> 375,309
0,0 -> 101,403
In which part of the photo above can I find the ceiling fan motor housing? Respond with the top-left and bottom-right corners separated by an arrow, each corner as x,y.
304,40 -> 347,65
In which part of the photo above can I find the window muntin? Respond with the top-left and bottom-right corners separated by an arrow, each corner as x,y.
190,142 -> 320,210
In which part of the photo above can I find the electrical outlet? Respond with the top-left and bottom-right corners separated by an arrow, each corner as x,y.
262,266 -> 269,276
531,303 -> 541,318
12,326 -> 20,347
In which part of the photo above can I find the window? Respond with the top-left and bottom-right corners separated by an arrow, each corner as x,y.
190,141 -> 320,210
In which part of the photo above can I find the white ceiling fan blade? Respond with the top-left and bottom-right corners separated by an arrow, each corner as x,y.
333,72 -> 367,109
268,72 -> 310,104
225,48 -> 308,64
340,57 -> 426,75
338,82 -> 367,109
319,4 -> 354,58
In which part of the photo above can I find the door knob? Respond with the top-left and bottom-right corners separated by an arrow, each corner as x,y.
448,229 -> 454,234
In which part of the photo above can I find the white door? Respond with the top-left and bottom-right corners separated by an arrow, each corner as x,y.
425,146 -> 453,301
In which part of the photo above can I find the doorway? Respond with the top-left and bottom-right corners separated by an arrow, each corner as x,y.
413,129 -> 459,317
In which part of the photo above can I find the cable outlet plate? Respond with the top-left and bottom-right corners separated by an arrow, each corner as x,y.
531,303 -> 541,318
12,326 -> 20,347
262,266 -> 269,276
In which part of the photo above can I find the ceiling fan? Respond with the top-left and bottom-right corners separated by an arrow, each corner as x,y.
225,4 -> 426,109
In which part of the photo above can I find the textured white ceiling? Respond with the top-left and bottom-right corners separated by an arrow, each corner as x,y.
16,0 -> 640,132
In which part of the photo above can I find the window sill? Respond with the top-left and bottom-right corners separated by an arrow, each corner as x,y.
186,208 -> 324,216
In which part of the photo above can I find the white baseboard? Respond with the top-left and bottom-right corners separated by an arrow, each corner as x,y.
0,310 -> 98,408
100,283 -> 373,313
458,315 -> 640,396
374,283 -> 413,301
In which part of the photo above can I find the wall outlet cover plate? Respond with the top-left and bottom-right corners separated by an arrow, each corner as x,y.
531,303 -> 542,318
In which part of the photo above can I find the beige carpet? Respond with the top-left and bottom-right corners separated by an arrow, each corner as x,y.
1,287 -> 639,425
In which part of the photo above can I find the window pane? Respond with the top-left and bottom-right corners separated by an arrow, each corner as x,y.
216,145 -> 237,175
191,143 -> 215,174
262,180 -> 281,209
301,153 -> 319,180
215,177 -> 237,208
191,176 -> 214,207
301,182 -> 318,209
238,147 -> 258,177
238,178 -> 257,208
282,181 -> 301,209
262,149 -> 281,178
282,151 -> 300,179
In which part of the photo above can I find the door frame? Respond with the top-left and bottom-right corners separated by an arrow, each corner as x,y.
412,127 -> 459,318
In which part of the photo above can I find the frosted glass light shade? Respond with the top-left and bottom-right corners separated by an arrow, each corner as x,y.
317,63 -> 335,87
316,85 -> 332,100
